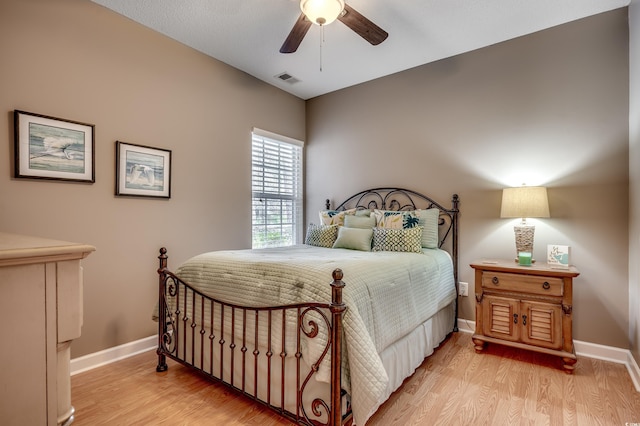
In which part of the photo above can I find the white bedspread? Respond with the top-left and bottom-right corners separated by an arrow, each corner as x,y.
174,245 -> 456,425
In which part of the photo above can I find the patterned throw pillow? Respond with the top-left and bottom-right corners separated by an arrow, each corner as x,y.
305,224 -> 339,248
318,208 -> 357,226
372,209 -> 420,229
372,227 -> 423,253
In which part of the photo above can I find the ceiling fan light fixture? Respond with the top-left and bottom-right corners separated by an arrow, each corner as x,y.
300,0 -> 345,26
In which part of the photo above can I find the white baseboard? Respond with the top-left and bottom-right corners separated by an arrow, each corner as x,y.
72,323 -> 640,394
626,350 -> 640,391
456,318 -> 640,392
70,335 -> 156,376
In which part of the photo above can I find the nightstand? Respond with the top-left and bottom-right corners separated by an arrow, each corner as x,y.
470,259 -> 580,373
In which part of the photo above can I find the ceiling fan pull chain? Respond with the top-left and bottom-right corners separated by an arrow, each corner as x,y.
319,24 -> 324,72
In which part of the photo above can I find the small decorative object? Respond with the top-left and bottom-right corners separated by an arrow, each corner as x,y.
14,110 -> 95,182
547,244 -> 570,268
518,252 -> 532,266
500,185 -> 550,262
116,141 -> 171,198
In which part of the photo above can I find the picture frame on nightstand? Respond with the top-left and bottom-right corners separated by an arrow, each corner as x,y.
547,244 -> 570,268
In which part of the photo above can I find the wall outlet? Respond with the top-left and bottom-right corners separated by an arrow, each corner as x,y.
459,281 -> 469,297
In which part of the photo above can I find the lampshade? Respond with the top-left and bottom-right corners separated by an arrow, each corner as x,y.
300,0 -> 345,25
501,186 -> 550,263
500,186 -> 550,219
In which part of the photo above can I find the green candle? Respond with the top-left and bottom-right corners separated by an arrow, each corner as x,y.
518,252 -> 532,266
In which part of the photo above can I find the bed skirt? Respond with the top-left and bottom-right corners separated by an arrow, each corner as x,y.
159,296 -> 454,425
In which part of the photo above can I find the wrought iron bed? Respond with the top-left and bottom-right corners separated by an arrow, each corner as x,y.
155,187 -> 459,426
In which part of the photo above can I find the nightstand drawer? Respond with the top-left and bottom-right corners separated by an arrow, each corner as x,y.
481,272 -> 563,296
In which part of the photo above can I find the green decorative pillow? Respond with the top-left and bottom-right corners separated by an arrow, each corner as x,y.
416,208 -> 439,249
344,214 -> 376,229
332,227 -> 373,251
373,209 -> 420,229
305,224 -> 338,248
372,227 -> 423,253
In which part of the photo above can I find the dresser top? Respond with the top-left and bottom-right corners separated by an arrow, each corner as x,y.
0,232 -> 95,266
470,258 -> 579,278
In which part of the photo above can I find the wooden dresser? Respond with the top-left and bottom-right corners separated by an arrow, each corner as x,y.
470,259 -> 580,373
0,232 -> 95,425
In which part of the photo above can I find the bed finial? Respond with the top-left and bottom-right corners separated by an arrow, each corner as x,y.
332,268 -> 343,281
325,198 -> 331,210
158,247 -> 168,273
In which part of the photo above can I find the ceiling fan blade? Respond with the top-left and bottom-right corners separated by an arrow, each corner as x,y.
338,4 -> 388,46
280,13 -> 312,53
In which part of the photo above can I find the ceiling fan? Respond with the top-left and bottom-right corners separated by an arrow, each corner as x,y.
280,0 -> 388,54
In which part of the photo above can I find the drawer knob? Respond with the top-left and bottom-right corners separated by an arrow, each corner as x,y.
492,276 -> 499,285
542,281 -> 551,290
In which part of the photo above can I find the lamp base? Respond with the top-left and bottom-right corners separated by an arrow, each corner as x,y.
513,258 -> 537,263
513,222 -> 537,263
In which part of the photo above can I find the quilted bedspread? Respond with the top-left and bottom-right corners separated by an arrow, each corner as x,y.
174,245 -> 456,425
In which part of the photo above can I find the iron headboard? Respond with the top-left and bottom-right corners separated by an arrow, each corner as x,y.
325,187 -> 460,331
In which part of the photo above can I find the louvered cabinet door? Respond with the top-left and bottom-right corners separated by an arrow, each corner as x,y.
482,295 -> 520,342
520,301 -> 563,350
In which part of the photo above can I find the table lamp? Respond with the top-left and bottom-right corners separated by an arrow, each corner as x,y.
500,186 -> 550,263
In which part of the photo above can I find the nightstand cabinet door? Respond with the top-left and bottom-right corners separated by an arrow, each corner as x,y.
520,301 -> 563,350
482,295 -> 520,342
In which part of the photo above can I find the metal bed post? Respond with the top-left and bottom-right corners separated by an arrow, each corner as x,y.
451,194 -> 460,332
156,247 -> 169,372
330,269 -> 347,426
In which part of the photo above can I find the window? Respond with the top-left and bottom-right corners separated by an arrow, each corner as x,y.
251,128 -> 303,249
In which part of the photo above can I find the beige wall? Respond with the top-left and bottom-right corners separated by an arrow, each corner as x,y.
630,0 -> 640,363
0,0 -> 305,357
0,0 -> 632,357
306,9 -> 630,348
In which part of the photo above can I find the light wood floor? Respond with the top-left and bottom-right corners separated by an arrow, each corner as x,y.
71,332 -> 640,425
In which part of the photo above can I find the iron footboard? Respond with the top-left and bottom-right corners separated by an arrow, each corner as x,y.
156,247 -> 350,426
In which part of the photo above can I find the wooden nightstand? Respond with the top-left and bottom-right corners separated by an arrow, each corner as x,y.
470,259 -> 580,373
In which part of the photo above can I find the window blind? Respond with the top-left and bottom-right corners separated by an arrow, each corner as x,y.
251,129 -> 303,249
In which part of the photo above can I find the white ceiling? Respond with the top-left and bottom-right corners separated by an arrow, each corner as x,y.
90,0 -> 629,100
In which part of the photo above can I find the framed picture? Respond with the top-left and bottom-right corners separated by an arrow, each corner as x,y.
547,244 -> 570,268
14,110 -> 95,182
116,141 -> 171,198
